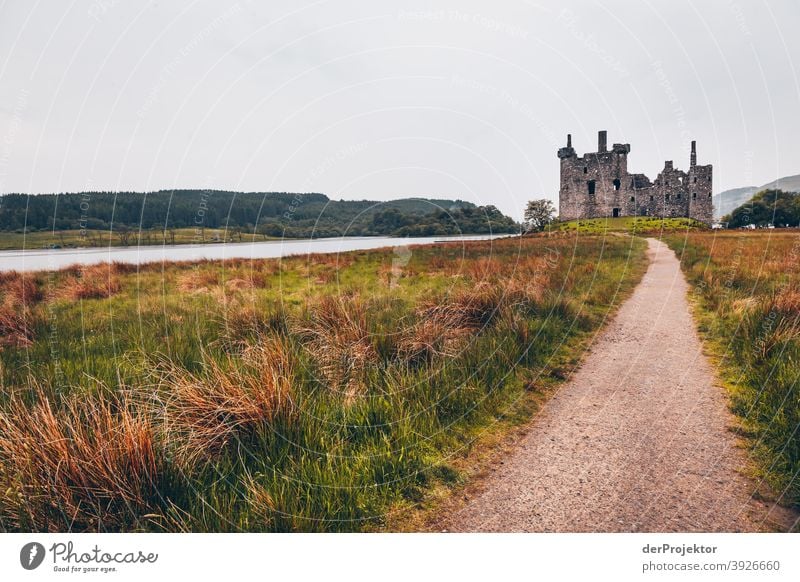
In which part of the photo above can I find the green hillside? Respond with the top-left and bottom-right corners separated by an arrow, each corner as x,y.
0,190 -> 518,241
548,216 -> 707,235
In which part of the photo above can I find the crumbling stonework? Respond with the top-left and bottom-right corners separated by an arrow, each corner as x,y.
558,131 -> 713,224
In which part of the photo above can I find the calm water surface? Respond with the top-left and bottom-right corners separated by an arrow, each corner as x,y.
0,234 -> 515,272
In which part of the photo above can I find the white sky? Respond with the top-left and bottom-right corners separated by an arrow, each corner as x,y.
0,0 -> 798,219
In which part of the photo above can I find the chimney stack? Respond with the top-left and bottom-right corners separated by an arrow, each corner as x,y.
567,134 -> 572,148
690,140 -> 697,167
598,130 -> 607,153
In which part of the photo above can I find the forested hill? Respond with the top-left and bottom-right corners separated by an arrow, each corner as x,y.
0,190 -> 519,238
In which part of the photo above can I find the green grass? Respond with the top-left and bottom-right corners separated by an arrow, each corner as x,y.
664,231 -> 800,510
0,234 -> 648,531
549,216 -> 707,235
0,228 -> 277,250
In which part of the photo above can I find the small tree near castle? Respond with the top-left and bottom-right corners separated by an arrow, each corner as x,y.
524,199 -> 556,232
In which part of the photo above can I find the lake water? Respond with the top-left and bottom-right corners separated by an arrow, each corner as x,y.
0,234 -> 515,272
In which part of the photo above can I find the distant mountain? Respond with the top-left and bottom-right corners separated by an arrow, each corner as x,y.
713,187 -> 758,220
760,173 -> 800,192
0,190 -> 519,238
714,173 -> 800,220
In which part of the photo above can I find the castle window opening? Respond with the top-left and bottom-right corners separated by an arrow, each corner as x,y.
677,193 -> 681,200
613,179 -> 621,191
692,192 -> 697,199
650,195 -> 654,201
583,166 -> 588,174
612,208 -> 620,217
665,194 -> 670,200
630,196 -> 635,202
587,180 -> 596,195
694,177 -> 697,183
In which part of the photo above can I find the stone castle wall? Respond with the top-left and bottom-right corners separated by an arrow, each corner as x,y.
558,131 -> 713,224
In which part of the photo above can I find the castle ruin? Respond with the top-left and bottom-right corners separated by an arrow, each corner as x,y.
557,131 -> 712,224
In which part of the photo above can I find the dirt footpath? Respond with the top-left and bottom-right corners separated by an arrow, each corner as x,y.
446,238 -> 795,532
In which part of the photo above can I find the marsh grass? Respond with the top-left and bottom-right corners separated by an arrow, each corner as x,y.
0,234 -> 647,531
59,264 -> 123,301
0,306 -> 35,348
665,231 -> 800,507
151,339 -> 297,468
0,387 -> 166,532
293,295 -> 378,399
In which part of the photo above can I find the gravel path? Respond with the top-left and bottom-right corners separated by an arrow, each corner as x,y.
446,238 -> 795,532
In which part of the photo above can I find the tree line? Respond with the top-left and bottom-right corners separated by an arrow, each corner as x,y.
725,190 -> 800,228
0,190 -> 519,238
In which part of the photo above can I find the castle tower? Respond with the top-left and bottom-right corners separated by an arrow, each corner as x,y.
557,134 -> 577,219
687,140 -> 713,224
557,130 -> 631,221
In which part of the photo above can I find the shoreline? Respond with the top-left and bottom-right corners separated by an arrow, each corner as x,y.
0,232 -> 519,272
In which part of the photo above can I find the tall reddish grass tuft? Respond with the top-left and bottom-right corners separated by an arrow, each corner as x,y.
244,270 -> 270,289
0,389 -> 163,531
0,306 -> 35,348
397,318 -> 470,363
214,302 -> 288,353
751,287 -> 800,359
773,287 -> 800,315
177,269 -> 219,293
1,272 -> 43,308
294,295 -> 377,395
58,264 -> 122,301
226,277 -> 254,290
468,258 -> 501,283
420,283 -> 504,332
399,274 -> 547,364
153,338 -> 296,466
107,261 -> 139,275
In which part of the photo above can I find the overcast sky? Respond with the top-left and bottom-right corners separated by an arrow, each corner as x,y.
0,0 -> 798,219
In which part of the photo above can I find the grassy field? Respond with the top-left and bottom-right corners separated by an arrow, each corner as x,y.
0,233 -> 647,532
664,231 -> 800,508
549,216 -> 707,235
0,227 -> 274,250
